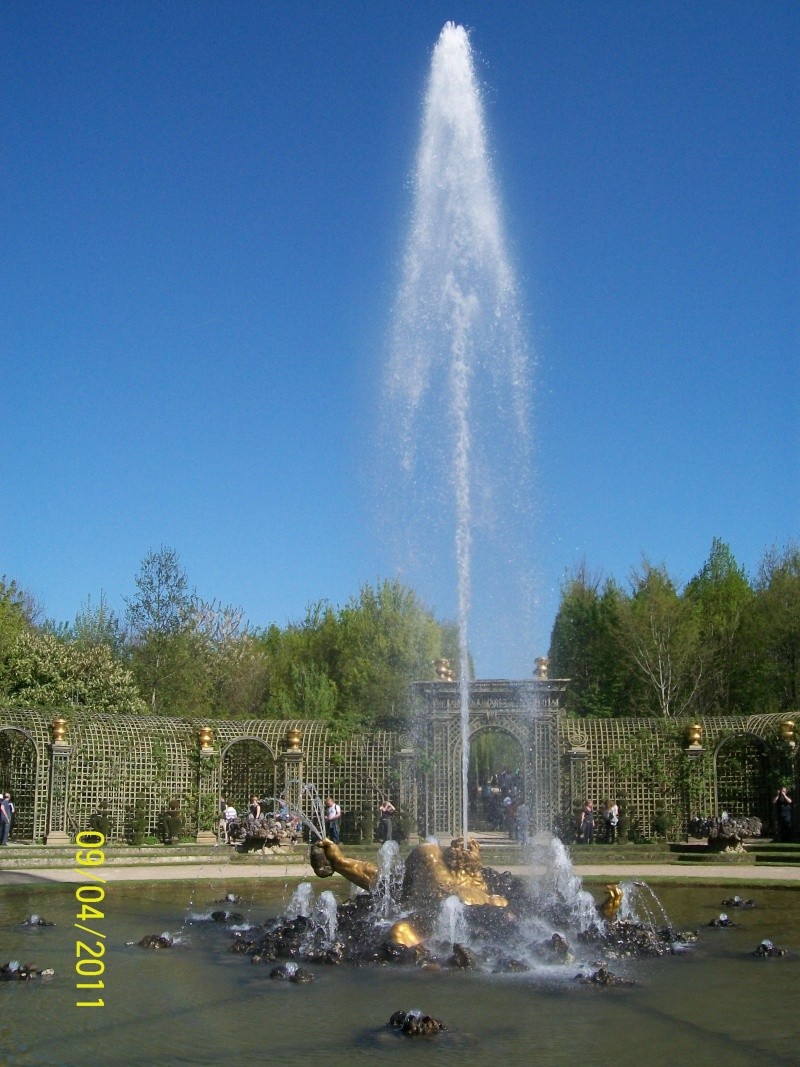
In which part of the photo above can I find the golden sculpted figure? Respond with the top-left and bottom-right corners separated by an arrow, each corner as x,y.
311,836 -> 508,910
599,883 -> 624,921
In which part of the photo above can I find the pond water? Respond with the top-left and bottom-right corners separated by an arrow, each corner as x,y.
1,877 -> 798,1066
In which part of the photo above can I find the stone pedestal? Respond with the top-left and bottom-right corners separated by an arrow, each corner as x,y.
281,749 -> 305,816
195,731 -> 219,845
45,741 -> 71,846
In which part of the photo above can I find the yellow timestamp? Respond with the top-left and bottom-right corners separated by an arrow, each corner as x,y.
74,830 -> 106,1007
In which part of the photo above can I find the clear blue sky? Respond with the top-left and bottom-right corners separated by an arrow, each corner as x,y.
2,2 -> 798,678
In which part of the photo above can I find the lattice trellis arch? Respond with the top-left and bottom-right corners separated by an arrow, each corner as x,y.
563,713 -> 797,839
0,702 -> 795,844
0,708 -> 402,843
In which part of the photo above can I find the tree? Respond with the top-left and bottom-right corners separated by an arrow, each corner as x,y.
617,561 -> 702,718
548,563 -> 627,717
335,580 -> 445,729
125,546 -> 210,715
71,592 -> 125,654
742,542 -> 800,713
0,576 -> 36,666
192,600 -> 269,718
255,580 -> 449,730
2,631 -> 146,715
685,539 -> 753,714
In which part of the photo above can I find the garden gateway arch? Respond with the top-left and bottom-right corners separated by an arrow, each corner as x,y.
409,678 -> 565,838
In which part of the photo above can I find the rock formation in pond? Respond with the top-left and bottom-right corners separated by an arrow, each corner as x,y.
1,960 -> 54,979
388,1010 -> 447,1036
138,934 -> 174,949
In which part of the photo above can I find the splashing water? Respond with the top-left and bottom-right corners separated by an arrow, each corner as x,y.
619,881 -> 673,931
433,894 -> 469,948
373,840 -> 405,920
386,22 -> 531,843
312,891 -> 339,947
285,882 -> 315,920
528,835 -> 603,936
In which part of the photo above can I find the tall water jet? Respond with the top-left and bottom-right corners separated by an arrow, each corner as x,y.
385,23 -> 532,842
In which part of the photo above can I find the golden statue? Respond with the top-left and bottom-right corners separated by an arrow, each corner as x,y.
599,883 -> 624,921
310,836 -> 508,934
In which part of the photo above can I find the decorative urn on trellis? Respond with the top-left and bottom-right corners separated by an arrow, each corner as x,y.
685,723 -> 703,752
284,727 -> 302,752
51,718 -> 68,745
779,720 -> 796,751
435,659 -> 455,681
197,726 -> 214,754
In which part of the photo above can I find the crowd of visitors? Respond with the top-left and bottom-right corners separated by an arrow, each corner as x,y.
473,770 -> 529,842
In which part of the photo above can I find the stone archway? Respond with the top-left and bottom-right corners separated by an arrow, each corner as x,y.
0,727 -> 39,841
220,739 -> 276,813
412,679 -> 564,838
714,733 -> 770,824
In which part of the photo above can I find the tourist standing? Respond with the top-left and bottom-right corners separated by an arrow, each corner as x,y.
580,800 -> 595,844
325,796 -> 342,844
223,803 -> 237,844
604,799 -> 619,844
0,792 -> 14,845
774,786 -> 793,842
377,798 -> 396,842
249,795 -> 261,820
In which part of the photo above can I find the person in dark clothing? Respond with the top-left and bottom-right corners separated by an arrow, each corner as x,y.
774,787 -> 793,842
377,798 -> 396,842
580,800 -> 595,844
0,792 -> 14,845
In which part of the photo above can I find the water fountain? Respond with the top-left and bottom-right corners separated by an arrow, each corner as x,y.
386,21 -> 532,843
4,24 -> 797,1067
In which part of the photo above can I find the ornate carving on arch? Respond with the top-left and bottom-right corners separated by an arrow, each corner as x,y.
467,716 -> 529,747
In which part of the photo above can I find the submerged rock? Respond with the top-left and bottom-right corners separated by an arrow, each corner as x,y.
449,943 -> 478,969
138,934 -> 173,949
1,960 -> 54,980
388,1010 -> 447,1036
752,939 -> 788,958
602,919 -> 681,957
210,910 -> 245,924
578,963 -> 634,987
269,963 -> 315,983
492,957 -> 529,973
722,896 -> 756,909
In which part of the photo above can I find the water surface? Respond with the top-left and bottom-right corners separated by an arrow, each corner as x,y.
1,880 -> 798,1066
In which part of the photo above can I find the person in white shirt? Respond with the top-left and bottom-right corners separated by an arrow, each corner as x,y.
324,797 -> 342,843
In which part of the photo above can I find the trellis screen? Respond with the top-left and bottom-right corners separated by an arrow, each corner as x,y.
0,703 -> 795,843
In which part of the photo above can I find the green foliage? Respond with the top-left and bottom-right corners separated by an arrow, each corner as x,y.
125,547 -> 212,716
742,542 -> 800,713
605,724 -> 716,839
258,580 -> 449,731
549,564 -> 627,717
618,560 -> 703,718
71,592 -> 125,654
129,798 -> 147,845
1,631 -> 146,715
685,539 -> 753,715
0,577 -> 35,666
549,539 -> 800,719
